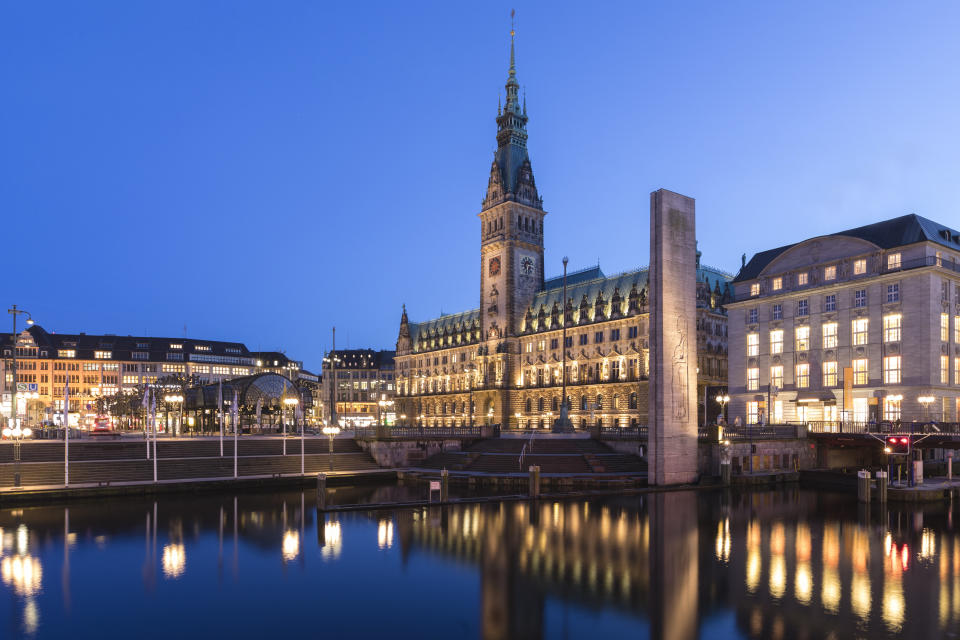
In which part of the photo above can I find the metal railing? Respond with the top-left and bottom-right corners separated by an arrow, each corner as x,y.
352,425 -> 491,439
805,420 -> 960,435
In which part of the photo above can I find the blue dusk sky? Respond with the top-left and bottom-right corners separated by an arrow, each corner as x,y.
3,1 -> 959,370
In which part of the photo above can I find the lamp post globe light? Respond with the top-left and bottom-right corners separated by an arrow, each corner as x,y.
715,394 -> 730,425
322,425 -> 341,471
918,395 -> 935,424
3,424 -> 33,487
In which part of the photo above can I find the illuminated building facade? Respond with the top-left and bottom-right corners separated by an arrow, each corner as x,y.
728,214 -> 960,426
394,31 -> 732,429
321,349 -> 396,427
1,324 -> 310,427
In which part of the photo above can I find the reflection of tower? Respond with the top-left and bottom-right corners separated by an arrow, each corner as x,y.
480,508 -> 544,640
650,491 -> 699,640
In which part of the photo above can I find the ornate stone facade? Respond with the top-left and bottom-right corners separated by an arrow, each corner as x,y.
394,33 -> 732,430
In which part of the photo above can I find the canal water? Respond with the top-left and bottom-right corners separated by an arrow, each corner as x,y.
0,485 -> 957,639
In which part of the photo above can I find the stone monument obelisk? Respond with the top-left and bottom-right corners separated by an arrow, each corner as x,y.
648,189 -> 698,485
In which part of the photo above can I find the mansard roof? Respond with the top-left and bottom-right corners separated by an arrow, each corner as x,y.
407,309 -> 481,352
735,214 -> 960,282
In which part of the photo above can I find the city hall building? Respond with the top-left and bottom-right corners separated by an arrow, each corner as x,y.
727,214 -> 960,427
394,33 -> 732,430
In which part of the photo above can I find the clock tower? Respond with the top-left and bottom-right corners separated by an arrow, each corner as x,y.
479,27 -> 545,349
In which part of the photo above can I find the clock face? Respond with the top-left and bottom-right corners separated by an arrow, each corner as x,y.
489,256 -> 501,277
520,256 -> 534,276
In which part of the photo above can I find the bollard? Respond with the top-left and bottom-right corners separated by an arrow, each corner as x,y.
529,465 -> 541,498
440,469 -> 449,503
875,470 -> 888,503
720,461 -> 731,486
316,473 -> 327,511
857,469 -> 871,503
913,459 -> 924,485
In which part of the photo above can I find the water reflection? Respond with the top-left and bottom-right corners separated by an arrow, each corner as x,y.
3,488 -> 960,638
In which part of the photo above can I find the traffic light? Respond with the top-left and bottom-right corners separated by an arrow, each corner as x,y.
886,436 -> 910,455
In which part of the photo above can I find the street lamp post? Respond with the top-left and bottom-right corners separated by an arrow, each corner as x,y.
322,425 -> 340,471
283,397 -> 298,456
552,256 -> 574,433
715,394 -> 730,425
3,424 -> 32,487
6,305 -> 34,432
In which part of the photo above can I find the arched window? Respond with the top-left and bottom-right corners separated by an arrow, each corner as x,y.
629,392 -> 638,410
538,397 -> 545,412
525,398 -> 532,413
596,395 -> 603,409
580,396 -> 587,411
551,397 -> 558,411
613,395 -> 620,410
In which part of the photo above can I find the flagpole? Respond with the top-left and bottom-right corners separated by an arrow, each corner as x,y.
299,404 -> 304,476
218,379 -> 224,457
233,390 -> 238,479
151,391 -> 157,483
144,387 -> 150,460
64,378 -> 70,487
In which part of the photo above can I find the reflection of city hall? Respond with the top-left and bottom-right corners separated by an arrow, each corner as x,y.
394,34 -> 732,429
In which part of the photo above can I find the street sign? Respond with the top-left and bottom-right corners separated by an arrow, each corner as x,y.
16,383 -> 28,392
429,481 -> 440,491
27,383 -> 38,392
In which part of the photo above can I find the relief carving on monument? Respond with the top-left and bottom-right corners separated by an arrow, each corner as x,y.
671,313 -> 689,421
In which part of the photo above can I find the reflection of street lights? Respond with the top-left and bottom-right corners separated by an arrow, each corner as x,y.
322,425 -> 340,471
283,397 -> 298,457
164,394 -> 183,437
2,425 -> 33,487
715,394 -> 730,425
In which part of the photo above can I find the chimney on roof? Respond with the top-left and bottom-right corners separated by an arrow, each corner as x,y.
741,254 -> 746,268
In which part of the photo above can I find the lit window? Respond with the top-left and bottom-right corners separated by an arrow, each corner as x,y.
770,365 -> 783,388
746,401 -> 759,425
798,299 -> 809,316
748,308 -> 758,324
942,355 -> 950,384
194,345 -> 210,352
886,283 -> 899,303
538,340 -> 545,351
854,289 -> 866,308
747,333 -> 759,357
955,357 -> 960,385
852,359 -> 868,385
822,323 -> 838,349
750,283 -> 760,297
956,316 -> 960,343
525,342 -> 532,353
824,266 -> 836,281
169,343 -> 182,349
772,277 -> 782,291
795,364 -> 810,388
854,259 -> 867,275
795,326 -> 810,351
883,356 -> 901,384
747,367 -> 759,391
883,314 -> 901,342
887,253 -> 901,270
883,397 -> 901,421
770,330 -> 783,354
823,361 -> 838,387
772,304 -> 782,320
824,294 -> 836,312
162,364 -> 185,373
58,349 -> 76,358
797,272 -> 808,286
852,318 -> 869,345
94,351 -> 112,359
942,313 -> 950,342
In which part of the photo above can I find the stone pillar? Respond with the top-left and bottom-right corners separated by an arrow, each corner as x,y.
648,189 -> 699,485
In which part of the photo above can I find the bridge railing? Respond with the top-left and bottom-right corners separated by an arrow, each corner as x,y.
598,426 -> 647,440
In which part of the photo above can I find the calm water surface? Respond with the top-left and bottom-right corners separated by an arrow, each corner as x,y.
1,485 -> 958,639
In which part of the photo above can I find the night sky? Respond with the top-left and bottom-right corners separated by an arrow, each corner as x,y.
4,1 -> 959,371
